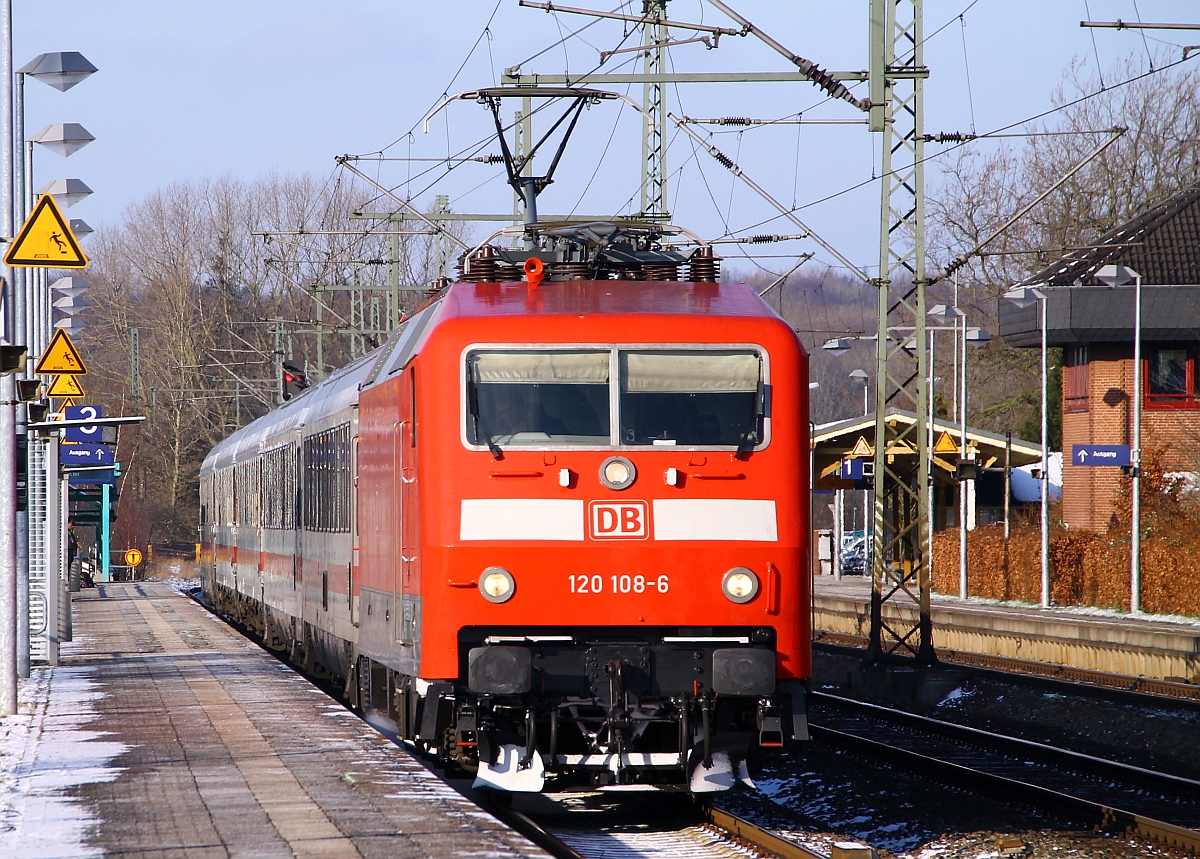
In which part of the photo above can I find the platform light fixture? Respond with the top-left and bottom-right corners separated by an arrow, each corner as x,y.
927,303 -> 964,325
28,123 -> 94,158
35,177 -> 92,208
17,51 -> 97,92
964,327 -> 992,346
821,337 -> 852,357
849,369 -> 869,416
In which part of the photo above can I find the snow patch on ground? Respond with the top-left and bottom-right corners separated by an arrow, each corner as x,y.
932,591 -> 1200,628
0,665 -> 126,858
166,576 -> 200,595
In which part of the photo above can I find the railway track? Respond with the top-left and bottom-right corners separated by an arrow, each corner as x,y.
810,690 -> 1200,855
487,792 -> 835,859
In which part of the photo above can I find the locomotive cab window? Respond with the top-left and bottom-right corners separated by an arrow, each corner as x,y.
465,347 -> 767,451
467,351 -> 611,446
619,350 -> 762,447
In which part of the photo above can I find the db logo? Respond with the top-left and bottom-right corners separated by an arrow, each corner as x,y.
589,501 -> 649,540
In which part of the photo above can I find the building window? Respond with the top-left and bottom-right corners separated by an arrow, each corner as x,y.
1063,346 -> 1089,413
1146,347 -> 1200,408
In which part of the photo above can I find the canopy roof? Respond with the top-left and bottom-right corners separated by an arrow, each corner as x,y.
812,408 -> 1042,489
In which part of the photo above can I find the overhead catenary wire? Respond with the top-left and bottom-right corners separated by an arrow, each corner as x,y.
722,51 -> 1200,248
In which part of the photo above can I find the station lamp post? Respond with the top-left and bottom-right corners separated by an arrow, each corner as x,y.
12,49 -> 97,683
1094,264 -> 1143,614
1003,284 -> 1050,607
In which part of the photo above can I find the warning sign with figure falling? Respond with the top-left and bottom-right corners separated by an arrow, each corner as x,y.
5,194 -> 88,269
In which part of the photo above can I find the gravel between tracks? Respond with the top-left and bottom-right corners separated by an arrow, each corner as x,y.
715,649 -> 1196,858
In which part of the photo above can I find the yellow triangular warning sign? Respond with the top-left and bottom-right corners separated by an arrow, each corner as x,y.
35,329 -> 87,375
5,194 -> 88,269
934,430 -> 960,454
849,435 -> 873,458
46,374 -> 86,398
56,398 -> 76,410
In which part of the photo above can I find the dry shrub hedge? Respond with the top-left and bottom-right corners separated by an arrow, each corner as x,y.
931,449 -> 1200,617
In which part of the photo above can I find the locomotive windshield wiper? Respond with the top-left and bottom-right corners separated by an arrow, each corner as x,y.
735,374 -> 765,460
468,367 -> 503,459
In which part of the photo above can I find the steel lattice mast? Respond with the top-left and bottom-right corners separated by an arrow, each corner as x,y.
867,0 -> 934,665
510,0 -> 937,662
640,1 -> 668,220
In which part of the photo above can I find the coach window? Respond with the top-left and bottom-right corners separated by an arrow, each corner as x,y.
467,350 -> 610,446
618,350 -> 763,448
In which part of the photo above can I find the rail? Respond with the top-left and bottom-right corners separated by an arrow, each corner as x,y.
810,691 -> 1200,855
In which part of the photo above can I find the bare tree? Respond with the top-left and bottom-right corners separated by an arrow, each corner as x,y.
928,53 -> 1200,438
77,172 -> 458,543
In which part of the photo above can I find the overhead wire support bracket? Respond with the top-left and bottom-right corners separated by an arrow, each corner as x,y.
1081,20 -> 1200,31
702,0 -> 872,111
517,1 -> 745,38
933,126 -> 1127,285
669,112 -> 869,283
335,157 -> 472,251
601,36 -> 718,63
682,115 -> 868,127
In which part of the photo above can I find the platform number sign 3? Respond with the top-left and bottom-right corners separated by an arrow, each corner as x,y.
64,405 -> 103,443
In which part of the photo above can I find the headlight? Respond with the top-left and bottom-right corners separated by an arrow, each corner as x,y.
722,567 -> 759,604
600,455 -> 637,490
479,567 -> 515,603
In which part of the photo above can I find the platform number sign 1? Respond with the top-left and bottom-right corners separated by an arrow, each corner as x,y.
64,405 -> 102,443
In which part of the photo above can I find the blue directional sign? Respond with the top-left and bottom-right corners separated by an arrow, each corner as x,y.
60,443 -> 115,468
64,404 -> 102,443
1072,444 -> 1130,467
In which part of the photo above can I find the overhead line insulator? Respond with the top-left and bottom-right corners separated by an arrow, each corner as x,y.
922,132 -> 976,144
712,150 -> 735,170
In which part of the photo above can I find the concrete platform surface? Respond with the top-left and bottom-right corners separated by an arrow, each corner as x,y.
0,581 -> 550,859
814,575 -> 1200,683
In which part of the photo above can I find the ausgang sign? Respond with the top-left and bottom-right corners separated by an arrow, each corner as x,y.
1072,444 -> 1130,467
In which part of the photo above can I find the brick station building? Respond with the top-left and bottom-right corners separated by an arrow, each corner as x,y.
998,187 -> 1200,531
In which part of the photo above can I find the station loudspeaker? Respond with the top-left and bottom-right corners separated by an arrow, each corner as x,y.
26,402 -> 48,423
0,345 -> 27,374
16,380 -> 42,401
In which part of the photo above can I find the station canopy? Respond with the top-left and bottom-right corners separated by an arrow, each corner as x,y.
812,407 -> 1042,490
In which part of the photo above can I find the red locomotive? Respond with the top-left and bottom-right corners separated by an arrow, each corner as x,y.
200,224 -> 811,792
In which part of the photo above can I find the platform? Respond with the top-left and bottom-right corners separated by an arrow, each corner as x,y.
814,575 -> 1200,684
0,581 -> 550,858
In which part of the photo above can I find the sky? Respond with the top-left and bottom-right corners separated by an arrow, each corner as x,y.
16,1 -> 1200,275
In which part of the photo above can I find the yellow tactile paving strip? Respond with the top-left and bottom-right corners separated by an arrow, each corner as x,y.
43,581 -> 551,859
